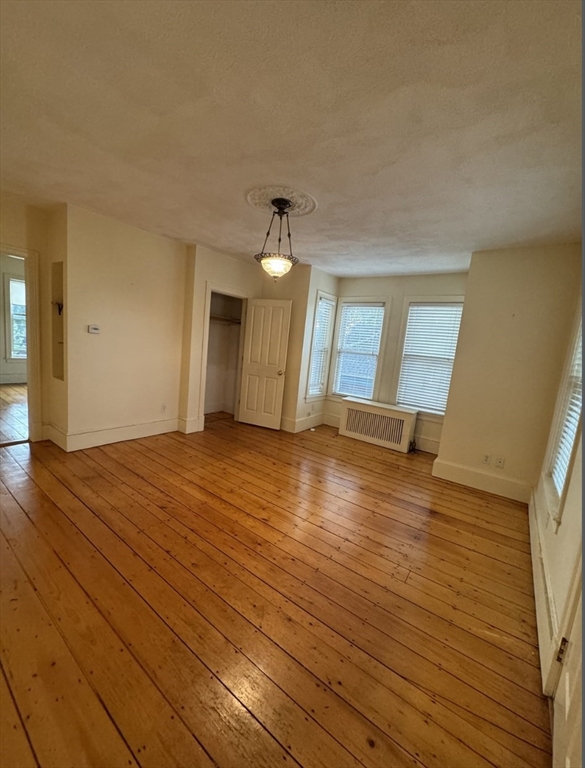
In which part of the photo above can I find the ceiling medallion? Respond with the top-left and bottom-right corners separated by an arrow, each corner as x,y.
246,186 -> 317,217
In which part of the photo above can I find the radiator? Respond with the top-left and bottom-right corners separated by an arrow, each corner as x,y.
339,397 -> 418,453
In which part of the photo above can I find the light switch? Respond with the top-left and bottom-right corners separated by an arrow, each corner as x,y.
88,324 -> 101,334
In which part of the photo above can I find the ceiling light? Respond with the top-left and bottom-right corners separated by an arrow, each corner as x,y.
254,197 -> 299,280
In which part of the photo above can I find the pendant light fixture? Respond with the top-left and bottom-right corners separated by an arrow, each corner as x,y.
254,197 -> 299,279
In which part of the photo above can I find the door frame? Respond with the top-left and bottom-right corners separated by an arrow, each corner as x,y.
0,243 -> 42,442
198,280 -> 249,427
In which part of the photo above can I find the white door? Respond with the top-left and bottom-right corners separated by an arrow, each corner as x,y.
238,299 -> 291,430
553,591 -> 582,768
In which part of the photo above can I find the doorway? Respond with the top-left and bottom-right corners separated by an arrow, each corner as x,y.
204,292 -> 243,427
0,253 -> 29,444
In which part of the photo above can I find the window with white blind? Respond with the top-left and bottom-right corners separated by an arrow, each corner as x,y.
396,302 -> 463,415
4,276 -> 27,360
332,303 -> 385,399
307,294 -> 336,397
549,322 -> 582,498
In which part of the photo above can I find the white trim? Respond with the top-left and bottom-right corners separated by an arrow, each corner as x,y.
178,416 -> 204,434
414,434 -> 441,454
44,418 -> 179,452
1,243 -> 42,442
281,413 -> 324,433
42,424 -> 68,451
329,296 -> 390,401
431,458 -> 531,502
529,484 -> 583,695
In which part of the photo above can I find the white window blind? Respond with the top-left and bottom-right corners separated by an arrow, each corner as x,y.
550,323 -> 582,497
307,296 -> 336,397
332,303 -> 385,399
397,302 -> 463,415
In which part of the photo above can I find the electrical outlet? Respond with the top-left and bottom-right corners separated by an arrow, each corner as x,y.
482,454 -> 491,465
495,456 -> 505,469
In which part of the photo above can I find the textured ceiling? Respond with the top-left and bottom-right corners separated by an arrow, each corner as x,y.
0,0 -> 581,276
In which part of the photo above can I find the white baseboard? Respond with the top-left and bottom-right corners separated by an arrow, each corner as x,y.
177,416 -> 204,434
414,434 -> 440,454
323,413 -> 340,428
281,413 -> 324,433
0,374 -> 27,384
431,458 -> 531,502
42,424 -> 68,450
44,418 -> 179,452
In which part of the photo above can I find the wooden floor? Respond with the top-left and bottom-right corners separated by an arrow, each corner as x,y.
0,384 -> 28,444
0,415 -> 550,768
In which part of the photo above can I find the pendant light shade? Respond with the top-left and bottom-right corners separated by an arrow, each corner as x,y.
254,197 -> 299,279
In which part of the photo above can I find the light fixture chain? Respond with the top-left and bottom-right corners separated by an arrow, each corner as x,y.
277,210 -> 283,254
286,212 -> 293,260
260,212 -> 276,254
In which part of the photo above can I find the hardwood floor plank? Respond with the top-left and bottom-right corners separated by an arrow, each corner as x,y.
90,441 -> 550,747
0,527 -> 137,768
44,444 -> 508,768
126,437 -> 542,688
0,416 -> 551,768
0,663 -> 38,768
162,435 -> 537,648
0,482 -> 216,768
0,450 -> 300,768
80,440 -> 548,764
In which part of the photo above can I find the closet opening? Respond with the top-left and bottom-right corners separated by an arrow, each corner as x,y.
204,292 -> 244,428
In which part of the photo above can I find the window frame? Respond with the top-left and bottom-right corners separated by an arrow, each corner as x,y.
305,290 -> 337,401
391,295 -> 465,417
328,296 -> 389,402
3,272 -> 28,362
542,304 -> 582,527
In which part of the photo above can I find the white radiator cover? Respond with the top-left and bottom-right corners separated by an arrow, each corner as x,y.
339,398 -> 418,453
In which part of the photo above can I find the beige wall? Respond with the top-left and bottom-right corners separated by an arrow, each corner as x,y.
324,272 -> 468,451
434,244 -> 581,501
62,205 -> 186,449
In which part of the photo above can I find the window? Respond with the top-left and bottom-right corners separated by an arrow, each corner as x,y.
396,302 -> 463,415
549,322 -> 582,498
332,303 -> 385,399
307,294 -> 336,397
4,276 -> 27,360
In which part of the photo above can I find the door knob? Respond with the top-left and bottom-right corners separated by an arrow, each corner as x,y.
278,370 -> 284,376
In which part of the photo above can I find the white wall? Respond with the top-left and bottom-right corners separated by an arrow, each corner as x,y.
324,272 -> 468,452
63,205 -> 186,450
0,253 -> 27,384
433,244 -> 581,501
